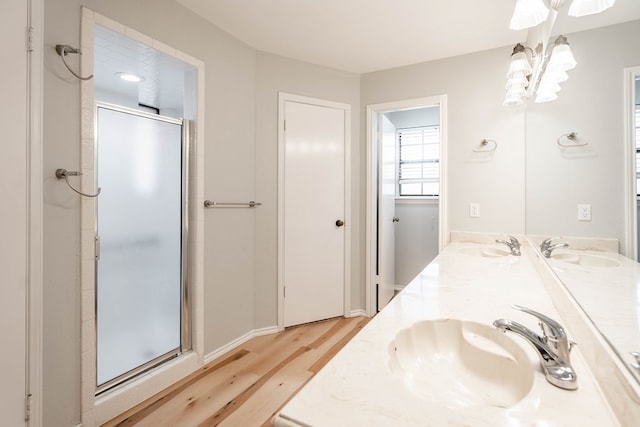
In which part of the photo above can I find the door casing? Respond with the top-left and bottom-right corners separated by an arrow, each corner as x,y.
365,96 -> 448,316
277,92 -> 351,330
1,0 -> 39,425
624,66 -> 640,260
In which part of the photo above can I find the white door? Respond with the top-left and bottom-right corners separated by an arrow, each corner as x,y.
282,99 -> 346,327
0,0 -> 28,424
377,115 -> 396,310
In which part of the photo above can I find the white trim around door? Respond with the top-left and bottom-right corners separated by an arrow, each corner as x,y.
277,92 -> 352,330
28,0 -> 44,425
365,96 -> 448,317
623,66 -> 640,260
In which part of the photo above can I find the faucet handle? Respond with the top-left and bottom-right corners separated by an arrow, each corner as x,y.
631,352 -> 640,370
510,304 -> 566,339
508,235 -> 520,248
540,237 -> 559,251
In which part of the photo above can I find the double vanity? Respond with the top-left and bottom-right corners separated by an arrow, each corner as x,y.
274,232 -> 640,426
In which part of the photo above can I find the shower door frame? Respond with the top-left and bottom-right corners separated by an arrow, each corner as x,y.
94,102 -> 191,393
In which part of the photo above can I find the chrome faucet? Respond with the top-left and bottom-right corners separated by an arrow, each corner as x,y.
495,235 -> 521,256
493,304 -> 577,390
540,237 -> 569,258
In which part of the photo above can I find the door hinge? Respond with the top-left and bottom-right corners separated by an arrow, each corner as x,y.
24,393 -> 32,421
26,26 -> 34,53
95,235 -> 100,261
283,120 -> 286,131
283,286 -> 286,298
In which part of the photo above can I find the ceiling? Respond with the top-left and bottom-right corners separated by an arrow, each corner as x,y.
93,1 -> 640,113
176,0 -> 640,74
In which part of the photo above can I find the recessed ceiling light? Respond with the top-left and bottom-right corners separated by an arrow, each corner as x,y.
115,72 -> 145,83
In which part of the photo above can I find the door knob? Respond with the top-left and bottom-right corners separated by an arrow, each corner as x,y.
392,217 -> 400,223
335,220 -> 345,227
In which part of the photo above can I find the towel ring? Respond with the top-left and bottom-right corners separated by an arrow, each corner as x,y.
473,139 -> 497,153
557,132 -> 587,147
55,168 -> 101,198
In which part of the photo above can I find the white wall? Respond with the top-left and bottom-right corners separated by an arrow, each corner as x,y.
386,106 -> 439,128
525,20 -> 640,254
394,201 -> 439,286
362,47 -> 527,237
254,52 -> 361,323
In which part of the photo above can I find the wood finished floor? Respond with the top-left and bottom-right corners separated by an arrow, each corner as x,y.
101,316 -> 370,427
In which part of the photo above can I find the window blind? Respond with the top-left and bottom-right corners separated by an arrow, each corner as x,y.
397,126 -> 440,197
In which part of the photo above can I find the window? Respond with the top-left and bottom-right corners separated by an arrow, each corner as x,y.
397,126 -> 440,197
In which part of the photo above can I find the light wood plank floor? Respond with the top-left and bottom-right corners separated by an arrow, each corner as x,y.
101,316 -> 370,427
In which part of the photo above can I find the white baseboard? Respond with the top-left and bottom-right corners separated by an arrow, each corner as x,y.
348,309 -> 367,317
204,326 -> 279,365
393,285 -> 405,291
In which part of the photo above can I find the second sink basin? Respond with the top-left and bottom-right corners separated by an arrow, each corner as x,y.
388,319 -> 533,409
550,252 -> 620,268
458,245 -> 511,258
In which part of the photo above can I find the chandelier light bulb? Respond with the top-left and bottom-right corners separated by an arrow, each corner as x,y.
547,37 -> 577,72
543,67 -> 569,83
535,91 -> 559,103
506,72 -> 529,90
507,44 -> 533,77
568,0 -> 616,17
507,85 -> 528,98
503,92 -> 525,107
537,78 -> 562,94
510,0 -> 550,30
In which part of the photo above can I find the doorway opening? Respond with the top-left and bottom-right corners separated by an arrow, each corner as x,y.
366,96 -> 448,316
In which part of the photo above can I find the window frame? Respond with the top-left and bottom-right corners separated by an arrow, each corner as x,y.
395,124 -> 440,199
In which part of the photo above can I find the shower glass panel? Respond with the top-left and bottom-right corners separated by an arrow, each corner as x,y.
96,104 -> 184,388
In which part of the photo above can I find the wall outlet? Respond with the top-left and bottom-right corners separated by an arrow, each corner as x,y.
469,202 -> 480,218
578,204 -> 591,221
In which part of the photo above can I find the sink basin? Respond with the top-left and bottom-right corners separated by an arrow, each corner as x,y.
458,245 -> 511,258
388,319 -> 533,409
551,252 -> 620,268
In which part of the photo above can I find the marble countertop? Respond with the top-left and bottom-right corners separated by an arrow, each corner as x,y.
273,234 -> 619,426
530,238 -> 640,383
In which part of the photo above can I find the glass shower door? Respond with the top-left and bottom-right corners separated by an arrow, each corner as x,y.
96,104 -> 185,389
